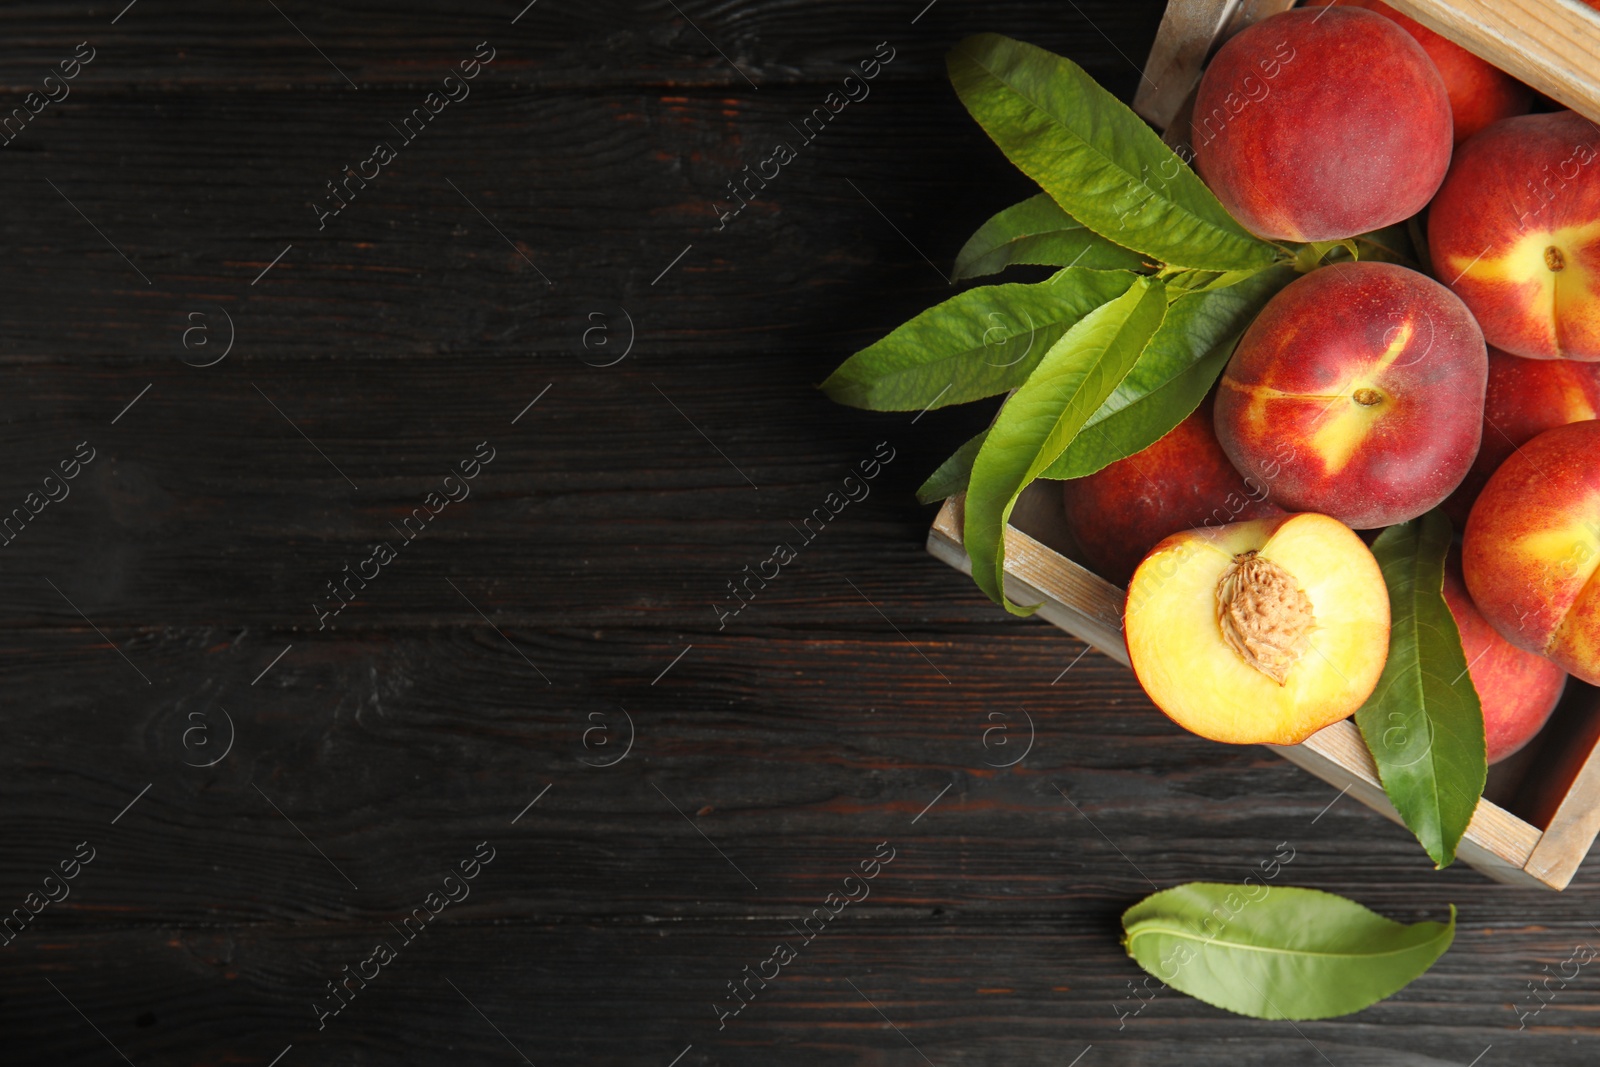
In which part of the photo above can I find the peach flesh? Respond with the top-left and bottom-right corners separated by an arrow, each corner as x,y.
1125,512 -> 1390,745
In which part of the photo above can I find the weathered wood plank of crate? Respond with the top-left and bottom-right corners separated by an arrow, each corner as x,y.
928,490 -> 1551,887
1133,0 -> 1297,130
1136,0 -> 1600,135
1386,0 -> 1600,123
1525,735 -> 1600,888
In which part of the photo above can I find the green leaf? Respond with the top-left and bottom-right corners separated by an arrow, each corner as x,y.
1293,239 -> 1359,272
916,428 -> 988,505
821,268 -> 1138,412
1355,511 -> 1487,869
1352,224 -> 1418,266
947,33 -> 1280,272
952,193 -> 1149,281
965,276 -> 1167,613
1123,883 -> 1456,1021
1161,268 -> 1263,294
1043,264 -> 1295,480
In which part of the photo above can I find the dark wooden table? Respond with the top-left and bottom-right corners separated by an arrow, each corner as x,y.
3,2 -> 1596,1064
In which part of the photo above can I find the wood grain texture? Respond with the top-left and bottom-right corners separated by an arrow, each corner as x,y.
1132,0 -> 1297,128
5,1 -> 1600,1064
1386,0 -> 1600,123
930,483 -> 1580,889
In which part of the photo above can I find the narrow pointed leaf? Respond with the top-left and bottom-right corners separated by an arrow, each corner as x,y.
1353,223 -> 1418,266
1044,264 -> 1295,479
952,193 -> 1148,281
1161,268 -> 1262,294
965,276 -> 1166,613
1123,883 -> 1456,1021
947,33 -> 1279,272
1355,511 -> 1487,868
1293,239 -> 1359,271
821,268 -> 1137,411
916,428 -> 988,505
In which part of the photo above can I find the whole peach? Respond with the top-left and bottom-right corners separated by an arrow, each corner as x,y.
1215,261 -> 1487,529
1304,0 -> 1530,144
1463,420 -> 1600,684
1443,346 -> 1600,524
1060,405 -> 1280,586
1442,551 -> 1566,763
1429,111 -> 1600,361
1190,7 -> 1452,241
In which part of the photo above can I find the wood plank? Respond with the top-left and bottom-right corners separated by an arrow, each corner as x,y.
925,484 -> 1562,887
1525,738 -> 1600,890
1386,0 -> 1600,123
1133,0 -> 1297,129
1274,723 -> 1547,888
12,0 -> 1600,1060
3,920 -> 1582,1065
0,2 -> 1165,90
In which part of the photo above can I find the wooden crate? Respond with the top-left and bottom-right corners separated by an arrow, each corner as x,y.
1133,0 -> 1600,131
926,0 -> 1600,889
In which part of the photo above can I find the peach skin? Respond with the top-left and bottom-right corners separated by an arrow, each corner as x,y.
1191,7 -> 1452,242
1304,0 -> 1530,145
1429,111 -> 1600,361
1443,346 -> 1600,525
1060,405 -> 1281,586
1463,420 -> 1600,685
1214,262 -> 1487,529
1442,551 -> 1566,763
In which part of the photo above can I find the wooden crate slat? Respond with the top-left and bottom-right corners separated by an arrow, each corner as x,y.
934,0 -> 1600,892
1134,0 -> 1298,130
1386,0 -> 1600,124
926,484 -> 1571,888
1272,723 -> 1545,887
1524,735 -> 1600,889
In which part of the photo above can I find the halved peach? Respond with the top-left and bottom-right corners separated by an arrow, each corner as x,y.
1125,512 -> 1390,744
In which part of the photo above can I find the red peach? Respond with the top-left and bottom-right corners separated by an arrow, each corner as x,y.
1304,0 -> 1530,144
1190,7 -> 1452,242
1443,346 -> 1600,524
1214,261 -> 1487,529
1463,420 -> 1600,685
1059,405 -> 1280,586
1428,111 -> 1600,361
1442,551 -> 1566,763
